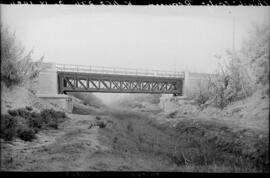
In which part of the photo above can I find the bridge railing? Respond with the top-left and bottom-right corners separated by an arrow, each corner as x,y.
55,63 -> 185,78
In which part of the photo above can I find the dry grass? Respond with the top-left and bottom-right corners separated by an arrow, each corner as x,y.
100,108 -> 269,172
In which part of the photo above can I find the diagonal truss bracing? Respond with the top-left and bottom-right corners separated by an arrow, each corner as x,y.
58,71 -> 183,95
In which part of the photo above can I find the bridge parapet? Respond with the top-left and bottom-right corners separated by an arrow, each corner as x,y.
55,63 -> 185,78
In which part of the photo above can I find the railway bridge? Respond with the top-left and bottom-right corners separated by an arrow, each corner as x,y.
35,62 -> 213,112
56,64 -> 184,96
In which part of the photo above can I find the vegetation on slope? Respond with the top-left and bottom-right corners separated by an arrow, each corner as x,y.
190,21 -> 269,109
1,27 -> 44,89
0,27 -> 69,142
1,107 -> 67,142
98,109 -> 268,172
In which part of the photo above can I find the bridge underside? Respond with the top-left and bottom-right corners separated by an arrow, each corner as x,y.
58,72 -> 183,95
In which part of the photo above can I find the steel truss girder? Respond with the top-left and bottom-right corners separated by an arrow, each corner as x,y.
58,72 -> 183,95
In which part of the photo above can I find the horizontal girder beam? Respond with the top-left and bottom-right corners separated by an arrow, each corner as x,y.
58,71 -> 183,95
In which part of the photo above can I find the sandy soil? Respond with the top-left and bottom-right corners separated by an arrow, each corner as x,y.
1,84 -> 65,115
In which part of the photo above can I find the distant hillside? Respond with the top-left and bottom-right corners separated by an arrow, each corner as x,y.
66,92 -> 105,108
111,93 -> 161,109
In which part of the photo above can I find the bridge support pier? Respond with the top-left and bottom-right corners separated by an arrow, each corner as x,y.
35,63 -> 73,113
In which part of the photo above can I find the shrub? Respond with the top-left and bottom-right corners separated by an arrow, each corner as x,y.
0,115 -> 17,141
1,108 -> 67,142
1,27 -> 44,88
48,118 -> 59,129
16,126 -> 36,142
41,109 -> 66,120
54,111 -> 66,118
96,116 -> 101,120
40,109 -> 66,128
195,91 -> 211,107
28,114 -> 43,129
8,108 -> 32,118
7,109 -> 19,117
186,78 -> 213,108
188,22 -> 269,110
17,108 -> 32,118
41,109 -> 67,129
30,111 -> 41,119
209,21 -> 269,109
96,121 -> 107,128
25,106 -> 33,111
1,60 -> 22,87
1,128 -> 16,141
88,122 -> 95,129
1,114 -> 17,129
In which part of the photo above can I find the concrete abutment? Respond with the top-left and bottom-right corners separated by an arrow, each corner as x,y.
35,63 -> 73,113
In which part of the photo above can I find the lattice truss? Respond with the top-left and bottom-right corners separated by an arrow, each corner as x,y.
58,72 -> 183,95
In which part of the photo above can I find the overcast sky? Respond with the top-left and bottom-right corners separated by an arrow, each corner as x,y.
1,5 -> 269,73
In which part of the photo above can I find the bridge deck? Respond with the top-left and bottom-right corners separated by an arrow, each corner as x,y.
56,64 -> 185,78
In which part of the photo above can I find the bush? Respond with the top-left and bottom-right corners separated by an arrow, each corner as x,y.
0,114 -> 17,141
25,106 -> 33,111
41,109 -> 66,120
0,115 -> 17,141
1,27 -> 44,88
48,118 -> 59,129
189,22 -> 269,110
7,109 -> 19,117
194,89 -> 211,107
1,114 -> 17,129
1,60 -> 23,87
210,21 -> 269,109
1,108 -> 67,142
40,109 -> 66,129
16,126 -> 36,141
8,108 -> 31,119
1,129 -> 16,141
28,114 -> 43,129
96,121 -> 107,128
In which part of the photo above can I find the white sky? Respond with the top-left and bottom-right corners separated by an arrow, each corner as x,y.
1,5 -> 269,73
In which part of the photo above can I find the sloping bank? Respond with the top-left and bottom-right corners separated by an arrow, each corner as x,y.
103,92 -> 269,172
100,106 -> 268,172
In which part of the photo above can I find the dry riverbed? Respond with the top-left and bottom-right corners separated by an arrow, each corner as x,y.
1,110 -> 175,171
1,105 -> 268,172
